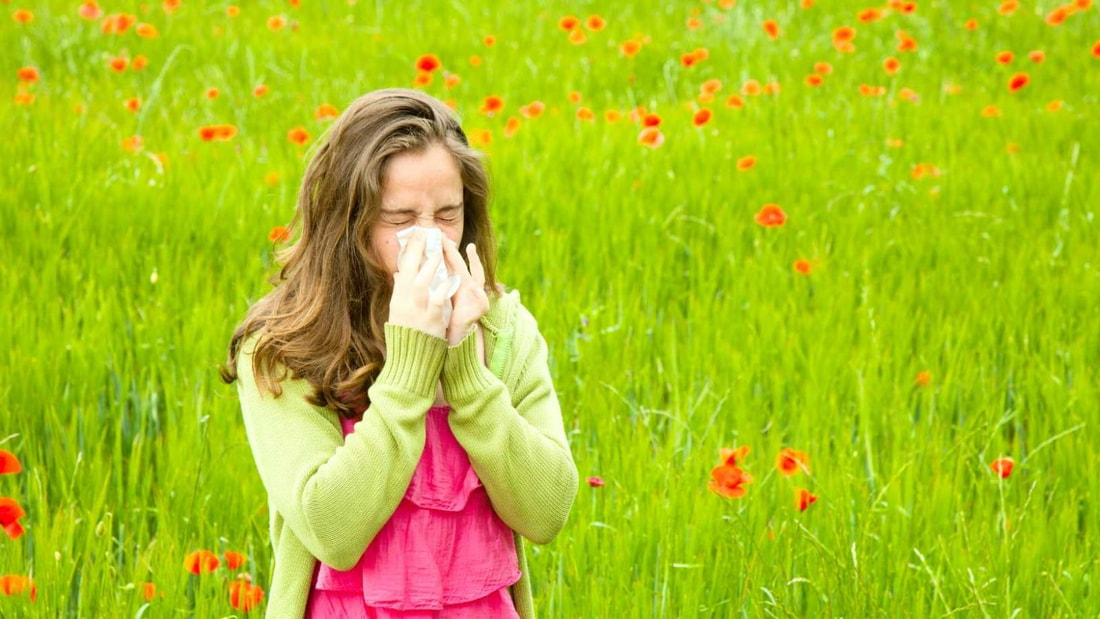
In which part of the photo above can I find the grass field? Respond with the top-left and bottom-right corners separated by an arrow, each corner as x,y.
2,0 -> 1098,616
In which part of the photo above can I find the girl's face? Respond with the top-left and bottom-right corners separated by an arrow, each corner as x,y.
370,144 -> 465,275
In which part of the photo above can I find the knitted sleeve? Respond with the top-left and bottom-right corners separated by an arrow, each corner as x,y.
236,324 -> 446,570
441,302 -> 578,544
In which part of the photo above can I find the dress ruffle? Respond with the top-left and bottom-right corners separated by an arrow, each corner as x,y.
311,405 -> 520,612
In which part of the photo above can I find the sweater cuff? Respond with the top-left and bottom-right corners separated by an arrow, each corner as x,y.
375,323 -> 447,398
442,327 -> 496,402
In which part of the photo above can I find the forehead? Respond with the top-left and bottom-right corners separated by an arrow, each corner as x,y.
381,145 -> 463,207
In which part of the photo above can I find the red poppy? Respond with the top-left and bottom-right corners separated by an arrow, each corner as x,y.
443,73 -> 460,89
141,582 -> 158,601
998,0 -> 1019,14
205,87 -> 219,100
755,204 -> 787,227
813,61 -> 832,75
226,6 -> 240,17
13,9 -> 33,23
833,25 -> 856,42
121,135 -> 143,152
642,113 -> 662,127
482,35 -> 496,47
518,101 -> 545,119
1092,41 -> 1100,59
479,95 -> 504,115
700,79 -> 722,95
725,94 -> 744,109
717,446 -> 751,467
762,19 -> 779,39
0,497 -> 26,540
883,57 -> 900,74
795,488 -> 818,512
586,476 -> 605,487
131,55 -> 148,71
794,259 -> 812,275
964,18 -> 978,30
229,576 -> 265,612
737,155 -> 756,170
0,450 -> 20,475
224,551 -> 247,570
637,127 -> 664,148
708,463 -> 753,498
101,13 -> 136,34
621,40 -> 641,57
990,457 -> 1014,478
896,33 -> 918,53
315,103 -> 339,121
776,448 -> 810,476
1045,7 -> 1068,25
415,54 -> 441,72
183,550 -> 220,575
558,15 -> 580,31
857,7 -> 882,22
567,91 -> 582,104
267,15 -> 286,30
805,74 -> 823,87
136,23 -> 158,38
503,116 -> 521,137
287,126 -> 310,146
0,575 -> 36,602
79,1 -> 103,20
1029,50 -> 1045,63
585,15 -> 605,31
1008,72 -> 1029,92
604,109 -> 622,123
253,84 -> 269,98
692,109 -> 712,127
109,56 -> 128,72
575,107 -> 594,121
18,67 -> 40,83
995,50 -> 1014,64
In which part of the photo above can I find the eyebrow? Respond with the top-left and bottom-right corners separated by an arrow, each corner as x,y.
380,203 -> 463,215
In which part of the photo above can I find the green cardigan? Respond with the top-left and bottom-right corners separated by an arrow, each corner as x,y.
235,290 -> 578,619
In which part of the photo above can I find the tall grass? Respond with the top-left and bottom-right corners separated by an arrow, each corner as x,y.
2,0 -> 1097,616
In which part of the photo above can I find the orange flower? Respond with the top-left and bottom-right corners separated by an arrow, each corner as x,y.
755,204 -> 787,227
253,84 -> 269,97
964,18 -> 978,30
567,91 -> 582,104
205,87 -> 219,100
0,575 -> 36,602
17,66 -> 38,83
805,74 -> 823,87
13,9 -> 34,23
568,28 -> 586,44
604,109 -> 622,123
479,95 -> 504,116
762,19 -> 779,39
109,56 -> 128,72
468,128 -> 491,147
725,94 -> 744,108
762,81 -> 781,95
224,551 -> 247,570
415,54 -> 441,72
990,457 -> 1014,478
443,73 -> 460,89
692,109 -> 712,127
558,15 -> 580,31
267,15 -> 286,31
229,576 -> 265,612
287,126 -> 310,146
1028,50 -> 1045,63
14,92 -> 34,106
776,448 -> 810,476
1046,100 -> 1063,112
795,488 -> 818,512
857,7 -> 882,22
131,55 -> 148,71
315,103 -> 340,121
620,40 -> 641,57
897,33 -> 918,53
163,0 -> 181,13
123,97 -> 141,112
801,0 -> 814,7
700,79 -> 722,95
641,113 -> 662,127
585,15 -> 605,31
1045,6 -> 1069,25
503,116 -> 521,137
718,445 -> 751,467
708,455 -> 753,499
518,100 -> 544,119
121,135 -> 143,152
183,550 -> 220,575
226,6 -> 240,17
79,1 -> 103,20
741,80 -> 761,96
136,23 -> 158,38
981,104 -> 1001,117
914,370 -> 931,387
411,71 -> 432,87
793,259 -> 812,275
0,450 -> 20,475
1092,41 -> 1100,59
910,162 -> 941,179
833,25 -> 856,42
898,88 -> 919,103
263,171 -> 280,186
995,50 -> 1014,64
141,581 -> 162,601
197,125 -> 237,141
1008,72 -> 1029,92
482,35 -> 495,47
737,155 -> 756,171
998,0 -> 1019,14
813,61 -> 832,75
575,107 -> 594,121
637,127 -> 664,148
0,497 -> 26,540
883,57 -> 900,74
101,13 -> 136,34
686,16 -> 702,30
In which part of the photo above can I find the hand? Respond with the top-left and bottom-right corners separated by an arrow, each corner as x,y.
387,230 -> 450,340
442,238 -> 490,346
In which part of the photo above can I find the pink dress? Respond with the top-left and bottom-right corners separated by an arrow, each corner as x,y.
305,405 -> 522,618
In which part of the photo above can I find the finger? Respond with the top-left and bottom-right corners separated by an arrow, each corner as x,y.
397,229 -> 426,275
442,237 -> 471,280
466,243 -> 486,285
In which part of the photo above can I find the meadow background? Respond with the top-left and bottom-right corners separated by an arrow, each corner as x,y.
2,0 -> 1098,616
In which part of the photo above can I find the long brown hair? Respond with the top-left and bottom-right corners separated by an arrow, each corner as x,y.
220,88 -> 499,417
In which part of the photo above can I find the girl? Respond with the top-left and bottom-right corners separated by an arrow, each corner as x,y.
221,89 -> 578,618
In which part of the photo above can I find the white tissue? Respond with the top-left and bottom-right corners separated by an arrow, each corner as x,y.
396,226 -> 462,325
